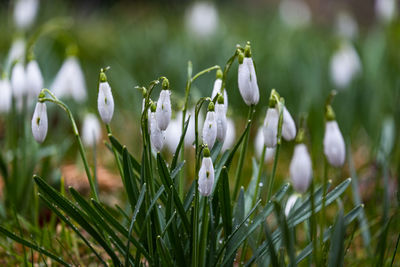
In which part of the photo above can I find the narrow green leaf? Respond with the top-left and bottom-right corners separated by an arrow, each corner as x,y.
219,167 -> 232,237
122,146 -> 140,212
328,209 -> 346,267
157,235 -> 174,266
109,134 -> 141,173
171,117 -> 190,171
273,201 -> 295,266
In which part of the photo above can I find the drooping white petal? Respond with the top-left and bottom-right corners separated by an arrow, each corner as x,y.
238,58 -> 259,106
26,60 -> 43,101
211,78 -> 228,111
263,108 -> 279,148
290,144 -> 312,193
0,78 -> 12,113
198,157 -> 215,196
202,111 -> 217,149
285,195 -> 299,217
97,81 -> 114,124
255,127 -> 275,162
52,57 -> 87,102
330,42 -> 361,89
82,113 -> 101,147
14,0 -> 39,30
165,118 -> 181,153
31,102 -> 47,143
11,62 -> 27,109
183,109 -> 203,147
221,118 -> 235,152
215,103 -> 227,142
323,120 -> 346,167
282,106 -> 296,141
150,112 -> 165,152
156,90 -> 172,131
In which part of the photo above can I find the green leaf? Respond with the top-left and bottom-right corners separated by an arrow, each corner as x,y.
170,117 -> 190,171
328,209 -> 345,267
0,225 -> 71,267
262,221 -> 279,267
219,167 -> 232,237
273,201 -> 295,266
122,146 -> 140,213
109,134 -> 141,174
157,235 -> 174,267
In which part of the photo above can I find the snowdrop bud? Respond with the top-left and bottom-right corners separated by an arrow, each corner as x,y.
238,44 -> 260,106
14,0 -> 39,30
198,147 -> 214,196
282,107 -> 297,141
11,62 -> 27,100
211,69 -> 228,111
290,144 -> 312,193
26,59 -> 43,100
156,82 -> 172,131
31,101 -> 47,143
323,120 -> 346,167
285,195 -> 299,217
255,127 -> 275,162
0,77 -> 12,113
215,95 -> 227,142
263,108 -> 279,148
202,102 -> 217,149
97,72 -> 114,124
221,118 -> 235,152
52,56 -> 87,102
150,105 -> 165,152
82,113 -> 101,147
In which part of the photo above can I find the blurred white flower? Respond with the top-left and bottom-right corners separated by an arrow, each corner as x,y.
279,0 -> 311,29
52,56 -> 87,102
165,117 -> 181,153
97,80 -> 114,124
11,62 -> 27,109
184,109 -> 203,147
282,107 -> 296,141
255,126 -> 275,162
156,89 -> 172,131
330,42 -> 361,89
26,60 -> 43,102
150,112 -> 165,152
0,78 -> 12,113
221,118 -> 235,152
375,0 -> 397,23
238,56 -> 259,106
14,0 -> 39,30
185,2 -> 219,38
31,102 -> 47,143
7,38 -> 25,65
202,104 -> 217,149
215,101 -> 227,142
198,153 -> 214,196
285,194 -> 299,217
335,11 -> 358,40
82,113 -> 101,147
323,120 -> 346,167
263,108 -> 279,148
290,144 -> 312,193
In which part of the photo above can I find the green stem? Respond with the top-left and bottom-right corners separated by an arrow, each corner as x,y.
39,96 -> 99,201
199,197 -> 210,267
233,105 -> 255,199
192,182 -> 200,267
106,124 -> 124,182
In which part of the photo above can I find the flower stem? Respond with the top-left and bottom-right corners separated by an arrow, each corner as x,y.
320,157 -> 329,249
233,105 -> 255,199
199,197 -> 210,267
106,124 -> 124,182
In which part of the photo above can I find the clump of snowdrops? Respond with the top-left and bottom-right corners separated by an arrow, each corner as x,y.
1,41 -> 364,266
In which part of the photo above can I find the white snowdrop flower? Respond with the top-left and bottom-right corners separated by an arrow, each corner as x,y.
290,144 -> 312,193
149,110 -> 165,153
285,195 -> 299,217
97,72 -> 114,124
31,101 -> 47,143
185,2 -> 218,38
165,118 -> 181,153
14,0 -> 39,29
375,0 -> 397,23
211,69 -> 228,112
7,38 -> 25,65
279,0 -> 311,29
11,62 -> 27,109
323,120 -> 346,167
335,11 -> 358,40
182,109 -> 203,147
198,147 -> 214,196
221,118 -> 235,152
82,113 -> 101,147
330,42 -> 361,89
255,127 -> 275,163
263,108 -> 279,148
156,79 -> 172,131
238,46 -> 259,106
282,107 -> 296,141
0,77 -> 12,113
26,60 -> 43,101
52,56 -> 87,102
202,102 -> 217,149
215,96 -> 227,142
